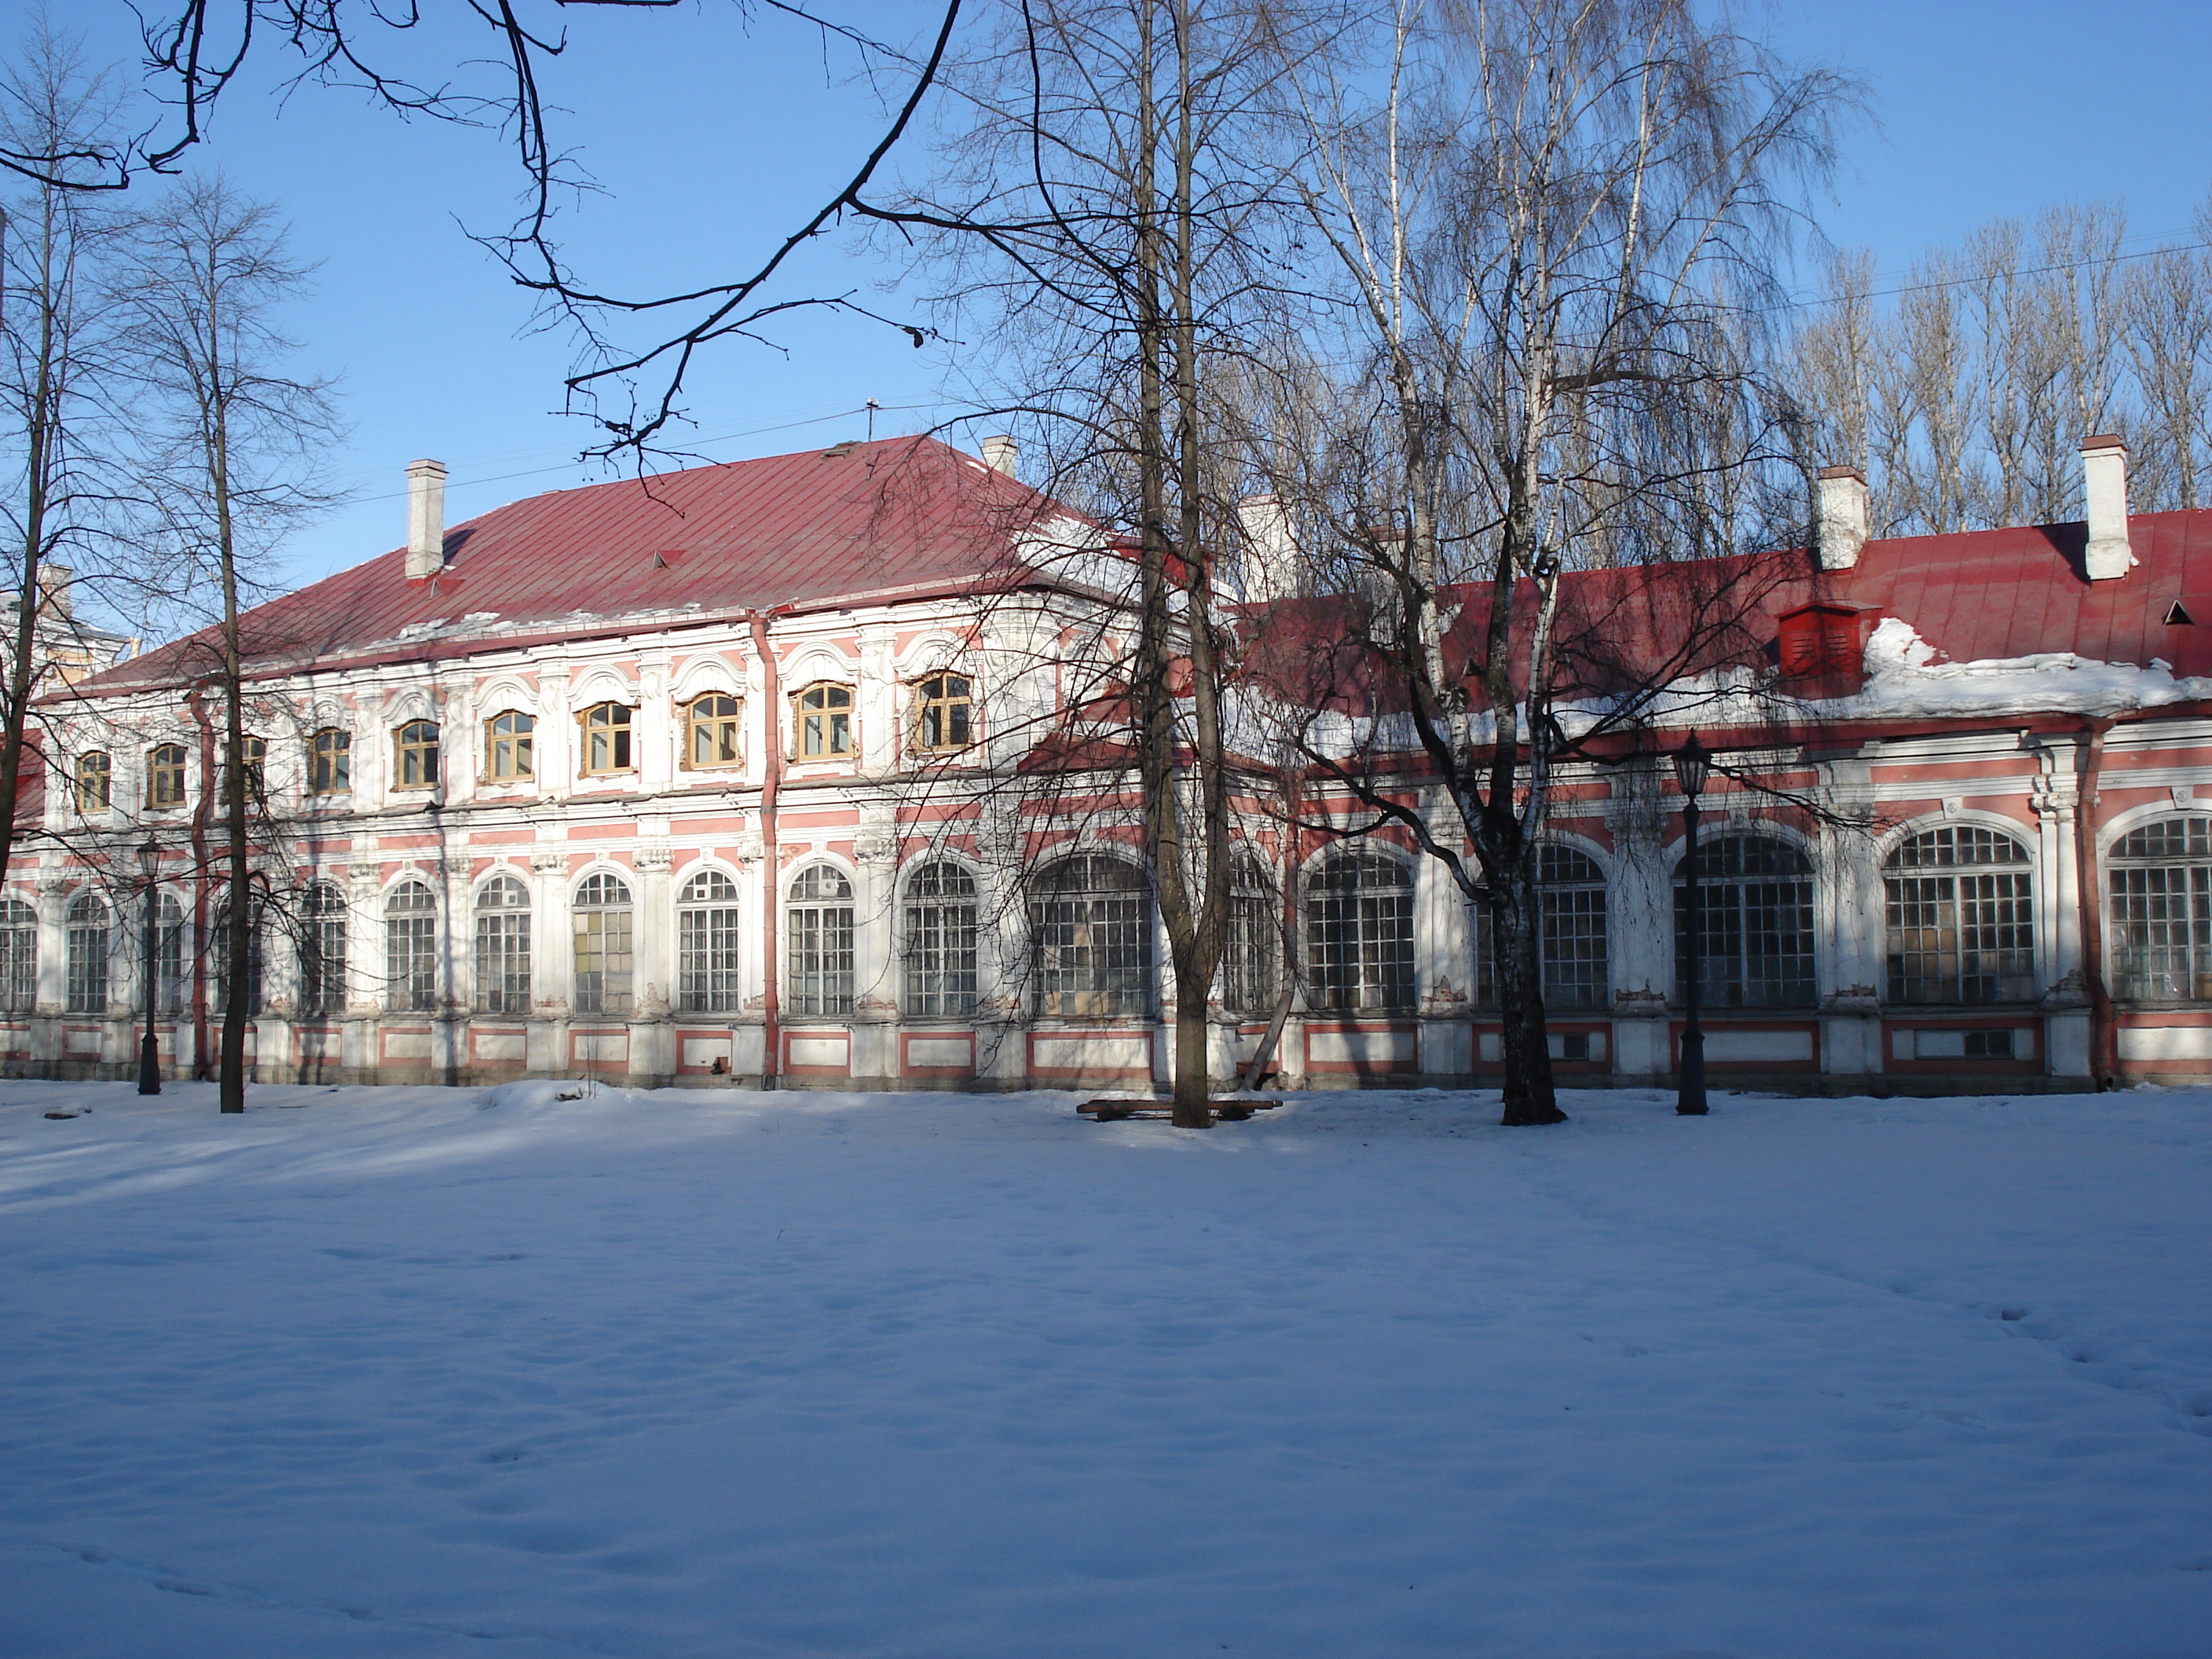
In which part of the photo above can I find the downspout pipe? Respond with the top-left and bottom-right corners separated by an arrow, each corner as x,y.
749,610 -> 783,1088
2074,717 -> 2117,1089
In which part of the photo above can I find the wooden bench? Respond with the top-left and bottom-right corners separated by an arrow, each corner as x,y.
1078,1094 -> 1282,1123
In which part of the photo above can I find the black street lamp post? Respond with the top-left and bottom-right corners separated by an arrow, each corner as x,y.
1673,735 -> 1711,1117
136,837 -> 161,1097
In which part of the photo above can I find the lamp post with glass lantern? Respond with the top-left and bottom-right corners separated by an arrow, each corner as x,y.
1673,736 -> 1711,1116
136,837 -> 161,1096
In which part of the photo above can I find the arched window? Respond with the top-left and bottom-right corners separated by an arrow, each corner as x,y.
1306,852 -> 1414,1013
904,862 -> 977,1016
683,695 -> 742,770
1221,859 -> 1279,1014
394,721 -> 439,789
0,898 -> 36,1013
580,704 -> 634,775
2108,815 -> 2212,1001
152,893 -> 186,1016
678,868 -> 742,1013
1674,835 -> 1814,1009
213,895 -> 264,1016
308,728 -> 351,796
1884,825 -> 2034,1004
572,872 -> 634,1015
145,743 -> 187,810
75,752 -> 110,812
65,893 -> 109,1013
485,711 -> 535,781
1474,848 -> 1610,1011
1033,854 -> 1152,1017
786,864 -> 854,1016
911,674 -> 973,753
474,876 -> 532,1013
299,884 -> 346,1015
384,881 -> 438,1011
794,683 -> 854,758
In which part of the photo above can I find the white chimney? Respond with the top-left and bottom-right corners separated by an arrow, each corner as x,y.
2082,434 -> 2133,581
406,459 -> 448,580
1815,466 -> 1869,572
1237,494 -> 1297,603
980,435 -> 1019,478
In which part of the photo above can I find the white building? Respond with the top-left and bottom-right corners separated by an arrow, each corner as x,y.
10,434 -> 2212,1094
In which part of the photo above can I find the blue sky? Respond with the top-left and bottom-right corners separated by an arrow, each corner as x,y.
13,0 -> 2212,599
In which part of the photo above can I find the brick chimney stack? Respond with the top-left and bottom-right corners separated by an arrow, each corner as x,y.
1816,466 -> 1869,572
2081,435 -> 2133,581
406,459 -> 447,581
980,435 -> 1019,478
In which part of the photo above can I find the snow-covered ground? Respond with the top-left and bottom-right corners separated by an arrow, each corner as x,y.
3,1080 -> 2209,1659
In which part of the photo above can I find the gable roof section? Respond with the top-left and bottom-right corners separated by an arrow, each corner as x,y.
76,435 -> 1056,697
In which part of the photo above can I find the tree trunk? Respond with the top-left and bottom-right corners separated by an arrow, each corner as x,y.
1172,998 -> 1211,1127
1489,850 -> 1565,1126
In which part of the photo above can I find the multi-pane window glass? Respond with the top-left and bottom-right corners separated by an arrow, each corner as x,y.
309,728 -> 351,795
1884,825 -> 2035,1003
213,896 -> 264,1016
1033,855 -> 1152,1017
571,871 -> 634,1015
912,674 -> 973,753
217,735 -> 266,806
384,881 -> 439,1012
299,884 -> 346,1015
904,862 -> 978,1016
151,893 -> 187,1016
486,711 -> 535,781
146,743 -> 187,809
1221,860 -> 1279,1013
685,695 -> 742,769
75,752 -> 110,811
2108,815 -> 2212,1000
795,683 -> 853,758
394,721 -> 440,789
473,876 -> 533,1014
1672,835 -> 1815,1009
581,704 -> 634,775
678,869 -> 742,1013
0,898 -> 35,1013
1306,852 -> 1415,1013
787,864 -> 855,1016
65,893 -> 108,1013
1476,844 -> 1613,1012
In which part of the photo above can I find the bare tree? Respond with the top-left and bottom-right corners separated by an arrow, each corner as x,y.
878,0 -> 1333,1126
1255,0 -> 1850,1125
0,24 -> 127,897
1793,196 -> 2212,530
118,175 -> 341,1112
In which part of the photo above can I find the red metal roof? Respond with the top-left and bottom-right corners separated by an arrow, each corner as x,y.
1809,510 -> 2212,671
77,436 -> 1053,695
1251,507 -> 2212,712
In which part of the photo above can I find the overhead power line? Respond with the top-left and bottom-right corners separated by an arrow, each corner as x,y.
344,402 -> 943,505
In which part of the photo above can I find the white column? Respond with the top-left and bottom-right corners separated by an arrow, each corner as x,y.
859,625 -> 896,774
1605,767 -> 1671,1079
637,650 -> 676,795
537,664 -> 573,803
851,815 -> 899,1084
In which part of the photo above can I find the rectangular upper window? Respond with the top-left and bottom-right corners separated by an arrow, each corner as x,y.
580,704 -> 634,775
794,683 -> 853,758
394,721 -> 439,789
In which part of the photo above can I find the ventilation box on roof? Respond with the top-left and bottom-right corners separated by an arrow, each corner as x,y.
1777,602 -> 1870,688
